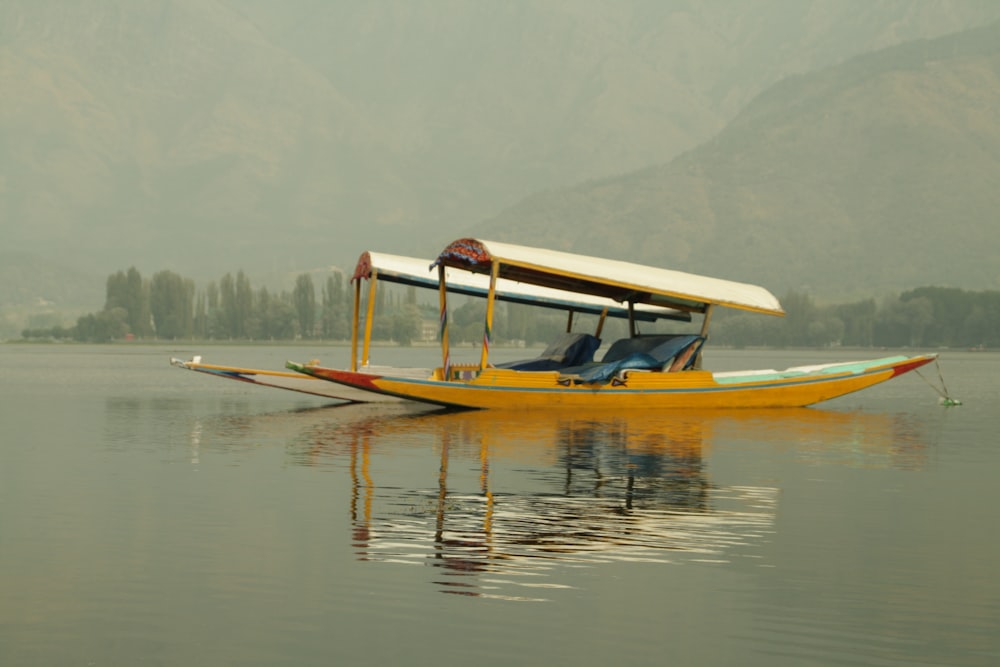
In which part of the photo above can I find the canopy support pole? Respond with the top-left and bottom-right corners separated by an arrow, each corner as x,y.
479,262 -> 499,371
595,308 -> 608,339
438,265 -> 451,379
350,278 -> 362,371
361,269 -> 378,368
695,304 -> 714,369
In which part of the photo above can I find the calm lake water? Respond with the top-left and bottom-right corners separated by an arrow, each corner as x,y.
1,343 -> 997,666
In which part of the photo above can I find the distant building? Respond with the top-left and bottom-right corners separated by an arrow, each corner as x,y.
420,319 -> 437,342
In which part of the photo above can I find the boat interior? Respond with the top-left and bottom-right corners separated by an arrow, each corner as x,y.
492,331 -> 706,384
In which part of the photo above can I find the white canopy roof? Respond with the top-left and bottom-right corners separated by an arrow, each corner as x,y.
432,239 -> 785,316
351,251 -> 690,322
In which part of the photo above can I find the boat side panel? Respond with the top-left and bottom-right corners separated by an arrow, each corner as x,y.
366,355 -> 935,409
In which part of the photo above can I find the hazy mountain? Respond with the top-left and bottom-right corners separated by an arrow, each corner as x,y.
0,251 -> 104,337
231,0 -> 1000,193
478,21 -> 1000,299
2,0 -> 1000,332
0,0 -> 425,278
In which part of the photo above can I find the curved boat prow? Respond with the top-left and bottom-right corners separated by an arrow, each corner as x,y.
889,354 -> 937,377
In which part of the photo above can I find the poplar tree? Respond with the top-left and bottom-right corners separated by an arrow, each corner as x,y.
235,271 -> 253,339
218,273 -> 237,338
321,273 -> 348,339
193,291 -> 208,339
150,270 -> 193,339
293,273 -> 316,339
104,267 -> 152,337
126,267 -> 153,337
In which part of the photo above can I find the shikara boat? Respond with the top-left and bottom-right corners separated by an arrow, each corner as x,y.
289,238 -> 937,410
173,251 -> 686,403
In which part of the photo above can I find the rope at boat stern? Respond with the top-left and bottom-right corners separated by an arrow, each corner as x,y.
915,357 -> 962,406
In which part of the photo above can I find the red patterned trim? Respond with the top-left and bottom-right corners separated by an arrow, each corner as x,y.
309,367 -> 384,391
436,238 -> 491,269
352,251 -> 373,282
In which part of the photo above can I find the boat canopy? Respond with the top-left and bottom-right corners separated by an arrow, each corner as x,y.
351,251 -> 690,323
433,239 -> 785,316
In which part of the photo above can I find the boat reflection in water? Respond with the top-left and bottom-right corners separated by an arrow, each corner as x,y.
291,408 -> 926,601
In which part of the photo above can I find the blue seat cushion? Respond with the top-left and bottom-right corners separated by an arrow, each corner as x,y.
600,334 -> 695,362
496,332 -> 601,371
570,334 -> 702,383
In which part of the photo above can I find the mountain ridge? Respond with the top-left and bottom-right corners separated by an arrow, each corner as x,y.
476,20 -> 1000,299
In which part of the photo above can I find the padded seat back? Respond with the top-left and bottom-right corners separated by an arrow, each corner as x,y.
496,332 -> 601,371
601,334 -> 696,363
541,332 -> 602,366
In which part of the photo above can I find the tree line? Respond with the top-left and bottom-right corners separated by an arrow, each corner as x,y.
710,286 -> 1000,349
19,267 -> 1000,349
22,267 -> 360,343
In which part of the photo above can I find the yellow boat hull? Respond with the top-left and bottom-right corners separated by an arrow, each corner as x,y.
293,354 -> 937,410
